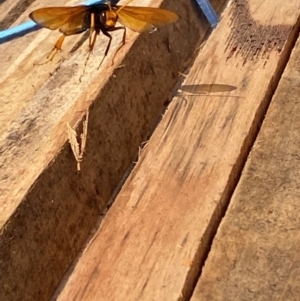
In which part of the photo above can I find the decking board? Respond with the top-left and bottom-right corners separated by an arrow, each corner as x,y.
191,27 -> 300,301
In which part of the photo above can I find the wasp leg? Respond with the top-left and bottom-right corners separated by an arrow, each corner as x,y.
97,30 -> 113,70
98,26 -> 125,69
80,30 -> 98,81
34,34 -> 66,66
79,13 -> 96,81
48,34 -> 65,60
111,26 -> 126,65
89,13 -> 95,48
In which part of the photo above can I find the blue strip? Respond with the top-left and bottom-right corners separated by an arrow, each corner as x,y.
0,0 -> 118,44
195,0 -> 219,28
0,21 -> 40,42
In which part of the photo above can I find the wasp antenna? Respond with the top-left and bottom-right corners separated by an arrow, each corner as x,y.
116,0 -> 134,13
107,1 -> 112,12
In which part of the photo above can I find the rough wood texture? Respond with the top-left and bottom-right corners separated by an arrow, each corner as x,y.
0,0 -> 222,300
53,1 -> 300,300
191,29 -> 300,301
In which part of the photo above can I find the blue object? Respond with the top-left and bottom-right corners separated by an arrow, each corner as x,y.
0,0 -> 118,44
195,0 -> 219,28
0,21 -> 40,43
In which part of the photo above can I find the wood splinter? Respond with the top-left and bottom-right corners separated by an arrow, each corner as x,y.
67,111 -> 89,171
133,140 -> 149,164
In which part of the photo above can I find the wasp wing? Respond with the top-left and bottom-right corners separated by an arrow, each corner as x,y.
115,6 -> 178,33
29,6 -> 89,35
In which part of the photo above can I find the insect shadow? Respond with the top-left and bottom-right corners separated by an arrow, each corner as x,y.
165,84 -> 239,105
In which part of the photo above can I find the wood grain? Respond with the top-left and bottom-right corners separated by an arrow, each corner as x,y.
191,29 -> 300,301
52,1 -> 300,301
0,0 -> 220,300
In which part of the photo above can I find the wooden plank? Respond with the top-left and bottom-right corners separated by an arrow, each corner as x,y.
0,0 -> 221,301
52,1 -> 300,300
191,22 -> 300,301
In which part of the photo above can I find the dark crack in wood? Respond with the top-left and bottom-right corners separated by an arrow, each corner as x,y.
226,0 -> 292,65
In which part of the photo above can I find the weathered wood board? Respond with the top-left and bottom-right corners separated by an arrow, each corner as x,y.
52,0 -> 300,300
191,18 -> 300,301
0,0 -> 224,300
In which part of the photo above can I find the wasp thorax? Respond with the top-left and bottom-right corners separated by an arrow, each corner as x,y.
100,10 -> 117,28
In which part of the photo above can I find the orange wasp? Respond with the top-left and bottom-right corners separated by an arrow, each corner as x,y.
29,1 -> 178,69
